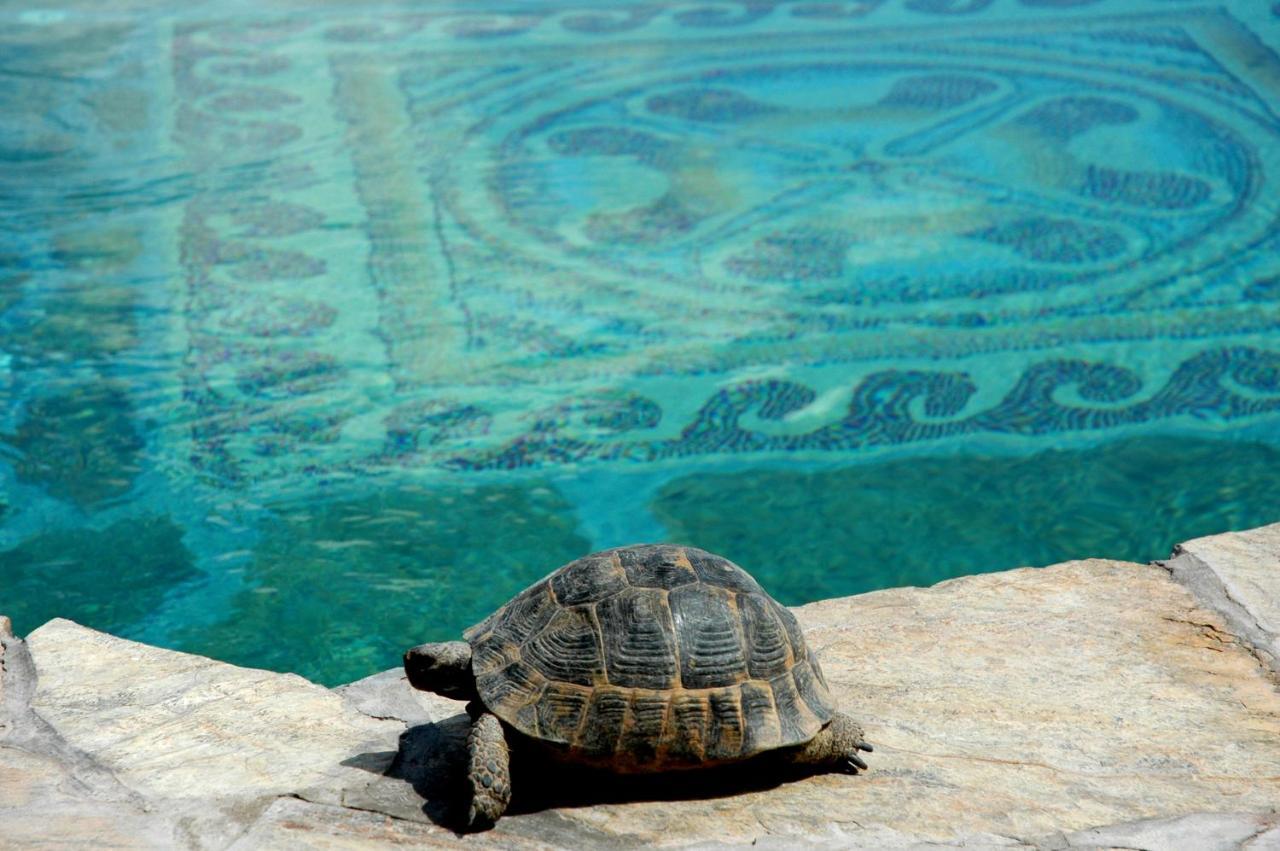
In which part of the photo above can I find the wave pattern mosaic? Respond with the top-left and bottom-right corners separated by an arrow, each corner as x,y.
2,0 -> 1279,682
162,0 -> 1280,486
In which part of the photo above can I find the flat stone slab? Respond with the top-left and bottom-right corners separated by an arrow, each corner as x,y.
23,618 -> 398,804
4,528 -> 1280,849
1,617 -> 181,848
1054,812 -> 1280,851
19,619 -> 409,849
0,744 -> 175,850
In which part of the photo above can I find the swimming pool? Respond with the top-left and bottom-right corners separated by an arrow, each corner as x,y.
2,0 -> 1279,684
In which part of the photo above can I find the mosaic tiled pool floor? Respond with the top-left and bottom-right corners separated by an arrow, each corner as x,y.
2,0 -> 1279,684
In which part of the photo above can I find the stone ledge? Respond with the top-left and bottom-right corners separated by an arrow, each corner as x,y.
1161,522 -> 1280,676
3,524 -> 1280,849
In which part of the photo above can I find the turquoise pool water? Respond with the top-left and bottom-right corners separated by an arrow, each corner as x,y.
2,0 -> 1279,685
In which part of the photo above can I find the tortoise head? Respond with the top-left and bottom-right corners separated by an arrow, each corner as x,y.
404,640 -> 479,701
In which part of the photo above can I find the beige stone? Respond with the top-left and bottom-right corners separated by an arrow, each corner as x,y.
5,536 -> 1280,849
0,744 -> 174,849
226,796 -> 560,851
1,623 -> 179,848
24,619 -> 401,802
1172,521 -> 1280,669
1058,812 -> 1279,851
539,559 -> 1280,846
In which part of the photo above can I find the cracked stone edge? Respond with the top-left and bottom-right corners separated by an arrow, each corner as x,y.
0,622 -> 148,806
1159,548 -> 1280,679
1,622 -> 199,849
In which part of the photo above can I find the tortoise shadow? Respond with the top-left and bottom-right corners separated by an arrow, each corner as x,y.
384,713 -> 817,832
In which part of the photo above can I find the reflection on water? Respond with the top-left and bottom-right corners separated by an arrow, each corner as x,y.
1,0 -> 1279,684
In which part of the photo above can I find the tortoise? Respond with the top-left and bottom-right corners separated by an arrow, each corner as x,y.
404,543 -> 872,827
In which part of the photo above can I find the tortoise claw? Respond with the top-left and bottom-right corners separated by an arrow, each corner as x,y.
857,742 -> 874,753
848,754 -> 869,772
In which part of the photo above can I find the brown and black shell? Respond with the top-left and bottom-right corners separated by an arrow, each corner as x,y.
463,544 -> 835,771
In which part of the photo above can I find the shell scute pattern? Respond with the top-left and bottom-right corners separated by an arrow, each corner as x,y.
536,684 -> 592,740
514,700 -> 539,737
521,606 -> 604,687
620,544 -> 698,588
793,659 -> 831,719
666,693 -> 710,763
471,637 -> 520,678
669,584 -> 749,689
477,660 -> 545,717
770,670 -> 814,743
469,545 -> 835,767
706,689 -> 746,760
467,581 -> 557,675
739,680 -> 782,755
597,587 -> 680,689
772,599 -> 810,663
617,692 -> 669,766
737,592 -> 793,679
550,550 -> 628,604
686,548 -> 763,594
578,686 -> 629,754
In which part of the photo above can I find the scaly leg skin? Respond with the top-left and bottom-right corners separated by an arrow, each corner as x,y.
787,712 -> 874,774
465,709 -> 512,829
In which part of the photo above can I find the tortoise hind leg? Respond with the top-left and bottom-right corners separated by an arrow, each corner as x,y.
786,712 -> 873,774
465,708 -> 512,829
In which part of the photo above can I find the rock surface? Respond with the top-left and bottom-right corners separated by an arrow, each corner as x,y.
1164,522 -> 1280,674
2,524 -> 1280,849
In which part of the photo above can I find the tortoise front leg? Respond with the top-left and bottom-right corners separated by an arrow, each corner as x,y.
786,712 -> 873,774
465,708 -> 512,828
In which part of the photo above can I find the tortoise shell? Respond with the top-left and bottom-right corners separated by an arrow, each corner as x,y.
463,544 -> 835,770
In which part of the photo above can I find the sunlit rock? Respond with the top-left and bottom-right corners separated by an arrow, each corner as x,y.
2,523 -> 1279,848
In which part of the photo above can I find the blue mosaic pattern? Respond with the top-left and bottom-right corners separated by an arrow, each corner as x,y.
135,0 -> 1280,493
2,0 -> 1279,681
452,347 -> 1280,469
